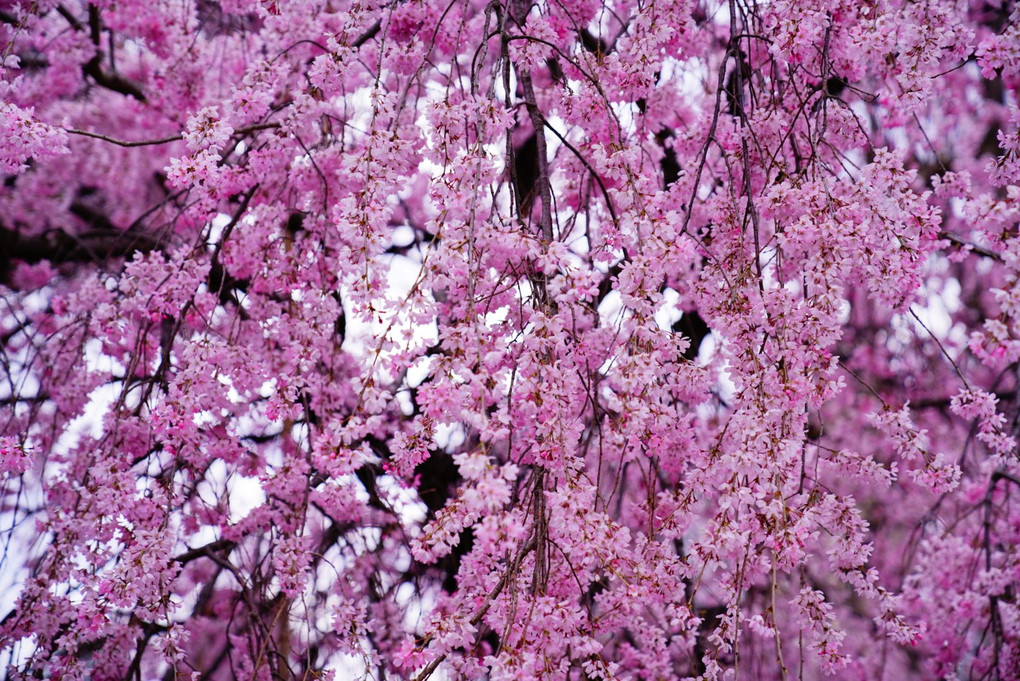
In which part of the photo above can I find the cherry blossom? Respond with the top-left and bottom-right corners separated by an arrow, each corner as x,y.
1,0 -> 1019,679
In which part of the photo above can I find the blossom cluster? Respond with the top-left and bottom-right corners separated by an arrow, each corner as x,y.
1,0 -> 1019,679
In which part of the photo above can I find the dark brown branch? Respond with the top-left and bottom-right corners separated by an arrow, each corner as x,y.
991,470 -> 1020,489
0,224 -> 167,271
940,231 -> 1005,262
80,60 -> 147,102
174,539 -> 237,565
351,19 -> 381,48
517,71 -> 554,242
66,122 -> 281,148
56,4 -> 84,31
57,3 -> 147,102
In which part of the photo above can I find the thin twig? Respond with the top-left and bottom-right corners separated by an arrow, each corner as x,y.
66,122 -> 281,148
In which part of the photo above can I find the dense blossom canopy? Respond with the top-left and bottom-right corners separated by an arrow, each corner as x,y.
1,0 -> 1019,679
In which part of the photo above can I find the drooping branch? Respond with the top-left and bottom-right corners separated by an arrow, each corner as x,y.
0,224 -> 167,282
54,3 -> 147,102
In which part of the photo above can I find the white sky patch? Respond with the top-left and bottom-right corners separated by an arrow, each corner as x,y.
562,211 -> 592,255
700,332 -> 735,407
484,304 -> 509,328
910,254 -> 964,349
655,287 -> 682,330
226,475 -> 265,525
205,212 -> 234,248
59,381 -> 119,447
405,354 -> 434,389
196,459 -> 229,509
391,224 -> 416,248
340,253 -> 438,384
434,422 -> 466,451
837,298 -> 852,325
911,277 -> 962,340
597,289 -> 625,330
378,476 -> 428,527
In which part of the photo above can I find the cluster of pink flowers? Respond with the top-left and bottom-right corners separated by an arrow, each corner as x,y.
1,0 -> 1019,679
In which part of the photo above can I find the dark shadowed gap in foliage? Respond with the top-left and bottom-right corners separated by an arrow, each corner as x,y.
512,132 -> 539,219
413,450 -> 470,592
673,310 -> 710,361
